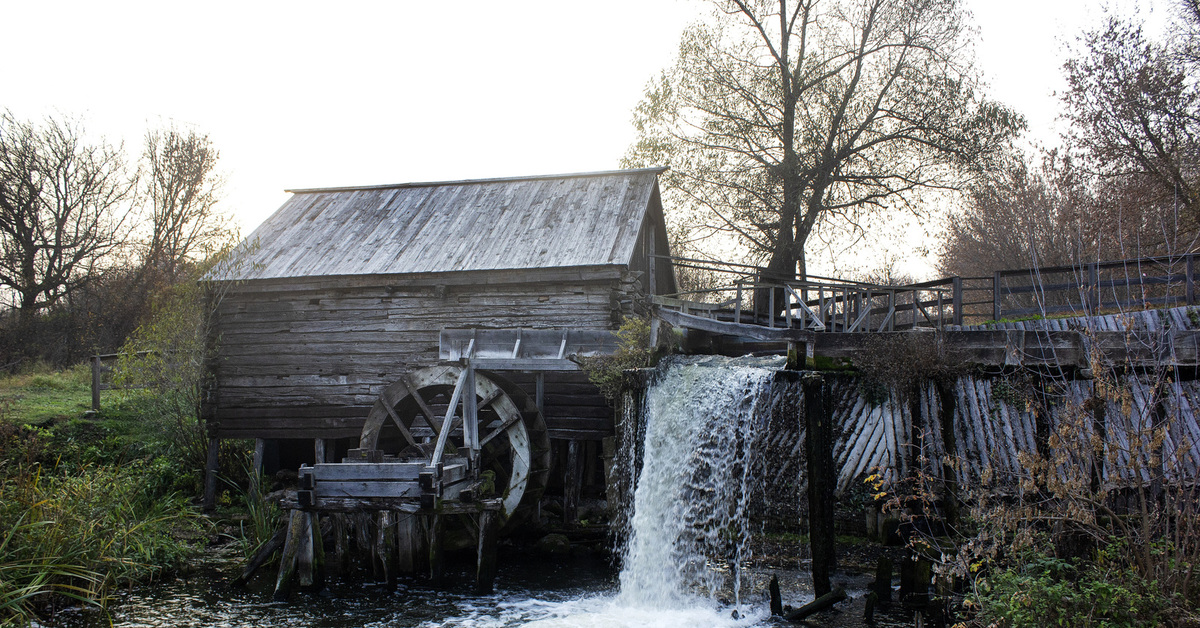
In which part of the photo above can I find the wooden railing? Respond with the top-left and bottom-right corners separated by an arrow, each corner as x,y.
655,253 -> 1200,330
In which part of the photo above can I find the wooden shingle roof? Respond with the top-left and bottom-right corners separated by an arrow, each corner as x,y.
222,168 -> 666,281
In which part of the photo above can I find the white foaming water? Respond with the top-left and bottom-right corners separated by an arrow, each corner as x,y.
615,357 -> 775,615
434,357 -> 779,628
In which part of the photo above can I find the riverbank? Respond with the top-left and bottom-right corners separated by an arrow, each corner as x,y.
0,363 -> 222,624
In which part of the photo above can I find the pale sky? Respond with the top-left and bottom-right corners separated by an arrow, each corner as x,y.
0,0 -> 1173,278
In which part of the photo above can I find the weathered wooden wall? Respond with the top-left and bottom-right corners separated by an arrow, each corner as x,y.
206,267 -> 641,441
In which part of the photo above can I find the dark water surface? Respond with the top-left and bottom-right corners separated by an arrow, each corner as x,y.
50,554 -> 910,628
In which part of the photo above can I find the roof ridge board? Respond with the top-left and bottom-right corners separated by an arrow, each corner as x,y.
282,166 -> 668,194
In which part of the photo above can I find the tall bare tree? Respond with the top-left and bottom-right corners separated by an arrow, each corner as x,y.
141,127 -> 229,283
0,113 -> 132,323
1062,11 -> 1200,221
624,0 -> 1022,278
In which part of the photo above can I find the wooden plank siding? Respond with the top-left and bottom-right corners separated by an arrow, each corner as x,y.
207,270 -> 639,441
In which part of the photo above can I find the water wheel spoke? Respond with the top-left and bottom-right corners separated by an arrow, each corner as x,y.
402,375 -> 444,439
380,389 -> 419,449
480,412 -> 523,447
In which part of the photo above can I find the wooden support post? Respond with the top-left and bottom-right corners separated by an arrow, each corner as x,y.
768,287 -> 776,328
297,511 -> 315,589
250,438 -> 266,500
475,510 -> 499,594
91,355 -> 101,411
952,276 -> 963,325
993,271 -> 1003,321
309,511 -> 325,591
314,438 -> 327,465
564,440 -> 580,525
273,509 -> 305,601
413,515 -> 430,576
464,363 -> 479,458
735,282 -> 743,324
375,511 -> 397,584
535,373 -> 545,412
329,513 -> 347,578
396,513 -> 418,574
803,374 -> 836,598
202,437 -> 220,511
428,514 -> 444,585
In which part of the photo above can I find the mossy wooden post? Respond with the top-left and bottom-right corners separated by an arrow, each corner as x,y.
803,372 -> 836,598
475,509 -> 499,594
297,511 -> 315,589
273,509 -> 306,601
374,511 -> 397,584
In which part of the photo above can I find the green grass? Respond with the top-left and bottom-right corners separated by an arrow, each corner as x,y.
0,363 -> 94,426
0,361 -> 210,624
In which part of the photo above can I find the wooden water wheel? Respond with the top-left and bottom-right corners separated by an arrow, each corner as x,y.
359,365 -> 551,527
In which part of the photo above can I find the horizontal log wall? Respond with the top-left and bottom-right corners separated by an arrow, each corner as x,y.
207,269 -> 638,440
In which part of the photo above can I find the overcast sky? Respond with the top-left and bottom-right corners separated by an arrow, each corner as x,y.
1,0 -> 1173,277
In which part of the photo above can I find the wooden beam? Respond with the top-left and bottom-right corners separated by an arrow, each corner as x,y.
656,307 -> 815,343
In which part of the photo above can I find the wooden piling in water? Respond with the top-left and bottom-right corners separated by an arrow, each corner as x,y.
428,514 -> 444,585
476,510 -> 499,594
274,509 -> 305,601
802,373 -> 837,598
396,513 -> 419,574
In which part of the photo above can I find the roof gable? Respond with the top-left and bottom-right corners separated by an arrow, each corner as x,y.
223,168 -> 665,281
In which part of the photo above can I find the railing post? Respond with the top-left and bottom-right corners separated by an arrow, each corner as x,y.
993,271 -> 1002,322
91,355 -> 102,412
785,286 -> 792,329
1089,262 -> 1100,311
768,286 -> 776,328
952,276 -> 963,326
735,281 -> 743,324
1188,254 -> 1195,306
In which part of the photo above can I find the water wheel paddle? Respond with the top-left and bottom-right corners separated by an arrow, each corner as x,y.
359,365 -> 551,527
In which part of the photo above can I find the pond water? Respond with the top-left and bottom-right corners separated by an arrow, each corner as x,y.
60,554 -> 896,628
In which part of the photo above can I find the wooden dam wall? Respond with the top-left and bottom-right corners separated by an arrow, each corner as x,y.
627,306 -> 1200,526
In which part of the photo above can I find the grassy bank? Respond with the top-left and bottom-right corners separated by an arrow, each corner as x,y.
0,363 -> 207,624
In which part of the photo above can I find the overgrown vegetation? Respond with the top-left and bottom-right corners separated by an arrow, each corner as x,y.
0,366 -> 207,625
887,318 -> 1200,626
580,317 -> 677,402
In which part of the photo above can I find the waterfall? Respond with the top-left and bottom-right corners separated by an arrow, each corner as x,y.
616,356 -> 777,611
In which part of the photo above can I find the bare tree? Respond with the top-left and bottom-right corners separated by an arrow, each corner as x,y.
1062,13 -> 1200,220
141,127 -> 229,283
624,0 -> 1022,279
0,113 -> 132,324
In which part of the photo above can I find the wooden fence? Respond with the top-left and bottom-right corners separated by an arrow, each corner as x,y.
88,351 -> 154,411
656,253 -> 1200,329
